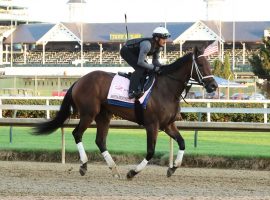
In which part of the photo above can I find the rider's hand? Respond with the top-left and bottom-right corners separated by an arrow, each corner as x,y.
154,66 -> 160,72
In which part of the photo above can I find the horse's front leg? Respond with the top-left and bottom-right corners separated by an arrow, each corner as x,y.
127,123 -> 158,180
164,122 -> 185,177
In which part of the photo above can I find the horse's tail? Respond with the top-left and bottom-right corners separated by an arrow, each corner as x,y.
33,83 -> 76,135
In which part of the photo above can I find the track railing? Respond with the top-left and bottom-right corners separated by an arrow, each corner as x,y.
0,97 -> 270,164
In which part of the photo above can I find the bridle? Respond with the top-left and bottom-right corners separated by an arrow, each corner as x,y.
164,53 -> 214,101
165,53 -> 214,86
189,54 -> 214,86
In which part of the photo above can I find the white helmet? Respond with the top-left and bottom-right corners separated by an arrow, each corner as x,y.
152,27 -> 171,39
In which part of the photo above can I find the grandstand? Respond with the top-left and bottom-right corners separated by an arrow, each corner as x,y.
1,20 -> 270,77
0,0 -> 38,67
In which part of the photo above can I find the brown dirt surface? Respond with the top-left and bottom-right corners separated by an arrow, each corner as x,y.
0,161 -> 269,200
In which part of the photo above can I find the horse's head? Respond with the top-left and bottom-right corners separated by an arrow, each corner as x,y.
191,46 -> 218,93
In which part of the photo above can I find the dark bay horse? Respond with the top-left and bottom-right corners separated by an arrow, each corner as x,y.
34,47 -> 218,179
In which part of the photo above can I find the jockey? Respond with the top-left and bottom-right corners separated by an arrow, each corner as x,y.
120,26 -> 171,99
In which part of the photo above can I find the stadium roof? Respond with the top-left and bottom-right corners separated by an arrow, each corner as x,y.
173,21 -> 224,43
203,21 -> 270,42
3,21 -> 270,44
62,22 -> 193,43
5,23 -> 54,43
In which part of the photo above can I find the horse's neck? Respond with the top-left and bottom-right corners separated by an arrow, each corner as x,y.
159,56 -> 193,97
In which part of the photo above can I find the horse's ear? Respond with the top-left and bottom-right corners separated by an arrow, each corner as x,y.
194,46 -> 198,55
194,46 -> 204,56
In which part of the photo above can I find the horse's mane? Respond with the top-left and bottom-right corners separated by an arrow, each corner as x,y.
159,53 -> 192,75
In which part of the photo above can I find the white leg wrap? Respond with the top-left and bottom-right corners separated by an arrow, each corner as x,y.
174,150 -> 184,167
102,151 -> 116,168
135,158 -> 148,173
77,142 -> 88,164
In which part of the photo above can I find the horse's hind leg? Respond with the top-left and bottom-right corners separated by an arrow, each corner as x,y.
72,114 -> 94,176
95,109 -> 120,178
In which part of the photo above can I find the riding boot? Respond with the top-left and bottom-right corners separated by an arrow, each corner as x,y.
128,69 -> 144,99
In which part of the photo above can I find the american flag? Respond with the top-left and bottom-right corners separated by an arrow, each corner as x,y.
203,40 -> 219,56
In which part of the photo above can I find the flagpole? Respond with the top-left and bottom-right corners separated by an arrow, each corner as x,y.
10,4 -> 13,67
232,21 -> 235,71
219,19 -> 222,61
80,0 -> 83,68
232,2 -> 235,72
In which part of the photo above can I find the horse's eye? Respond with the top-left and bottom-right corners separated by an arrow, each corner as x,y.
196,62 -> 203,68
198,64 -> 203,68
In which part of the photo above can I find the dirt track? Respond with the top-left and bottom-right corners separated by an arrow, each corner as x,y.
0,161 -> 269,200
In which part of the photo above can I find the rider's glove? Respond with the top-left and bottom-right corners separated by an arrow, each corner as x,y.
153,66 -> 160,72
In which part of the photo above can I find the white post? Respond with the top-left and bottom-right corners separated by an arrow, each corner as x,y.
46,99 -> 50,119
169,137 -> 174,168
264,103 -> 267,124
61,127 -> 65,164
207,102 -> 211,122
0,98 -> 2,118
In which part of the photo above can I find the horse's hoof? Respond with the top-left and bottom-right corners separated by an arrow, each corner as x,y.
79,163 -> 87,176
167,166 -> 177,177
111,167 -> 121,179
127,169 -> 138,180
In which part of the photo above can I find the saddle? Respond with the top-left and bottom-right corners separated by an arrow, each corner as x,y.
118,71 -> 155,98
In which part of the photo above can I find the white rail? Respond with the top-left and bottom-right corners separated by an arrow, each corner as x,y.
0,96 -> 269,164
1,97 -> 269,123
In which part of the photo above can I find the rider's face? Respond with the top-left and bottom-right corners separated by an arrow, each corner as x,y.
158,38 -> 167,47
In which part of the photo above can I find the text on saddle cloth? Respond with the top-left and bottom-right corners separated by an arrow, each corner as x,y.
107,74 -> 155,108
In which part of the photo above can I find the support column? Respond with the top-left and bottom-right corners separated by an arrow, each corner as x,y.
242,42 -> 246,64
10,22 -> 13,67
99,43 -> 103,64
80,22 -> 84,68
5,45 -> 8,63
179,41 -> 184,57
23,44 -> 27,64
119,43 -> 122,64
0,36 -> 3,65
42,42 -> 46,65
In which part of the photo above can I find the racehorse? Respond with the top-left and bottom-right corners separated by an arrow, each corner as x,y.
34,46 -> 218,179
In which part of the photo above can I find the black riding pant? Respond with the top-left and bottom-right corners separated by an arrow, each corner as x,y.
120,46 -> 146,93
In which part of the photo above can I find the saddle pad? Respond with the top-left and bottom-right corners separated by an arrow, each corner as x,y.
107,74 -> 154,109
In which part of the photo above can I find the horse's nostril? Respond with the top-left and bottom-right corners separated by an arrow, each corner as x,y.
205,81 -> 218,93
